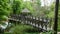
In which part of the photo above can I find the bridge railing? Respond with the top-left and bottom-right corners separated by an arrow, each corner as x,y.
9,14 -> 52,32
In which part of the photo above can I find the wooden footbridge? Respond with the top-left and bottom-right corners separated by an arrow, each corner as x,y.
9,14 -> 52,32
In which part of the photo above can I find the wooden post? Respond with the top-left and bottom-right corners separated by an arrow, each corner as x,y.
35,16 -> 36,27
38,17 -> 40,32
42,18 -> 43,30
38,17 -> 39,28
54,0 -> 59,34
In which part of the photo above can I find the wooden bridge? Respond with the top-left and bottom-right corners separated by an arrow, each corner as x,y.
9,14 -> 52,32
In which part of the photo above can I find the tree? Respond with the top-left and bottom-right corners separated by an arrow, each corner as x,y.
12,0 -> 24,14
0,0 -> 11,21
24,1 -> 34,13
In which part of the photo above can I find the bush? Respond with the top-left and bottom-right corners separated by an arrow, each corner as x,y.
9,24 -> 39,34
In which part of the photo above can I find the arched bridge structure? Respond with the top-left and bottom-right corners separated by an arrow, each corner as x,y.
9,14 -> 52,32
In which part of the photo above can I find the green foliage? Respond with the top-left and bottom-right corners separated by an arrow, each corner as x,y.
48,2 -> 60,31
45,3 -> 55,18
23,1 -> 34,13
12,0 -> 35,14
0,0 -> 60,32
9,24 -> 39,34
0,0 -> 11,16
12,0 -> 24,14
0,0 -> 11,22
0,15 -> 8,21
13,25 -> 32,34
57,2 -> 60,31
